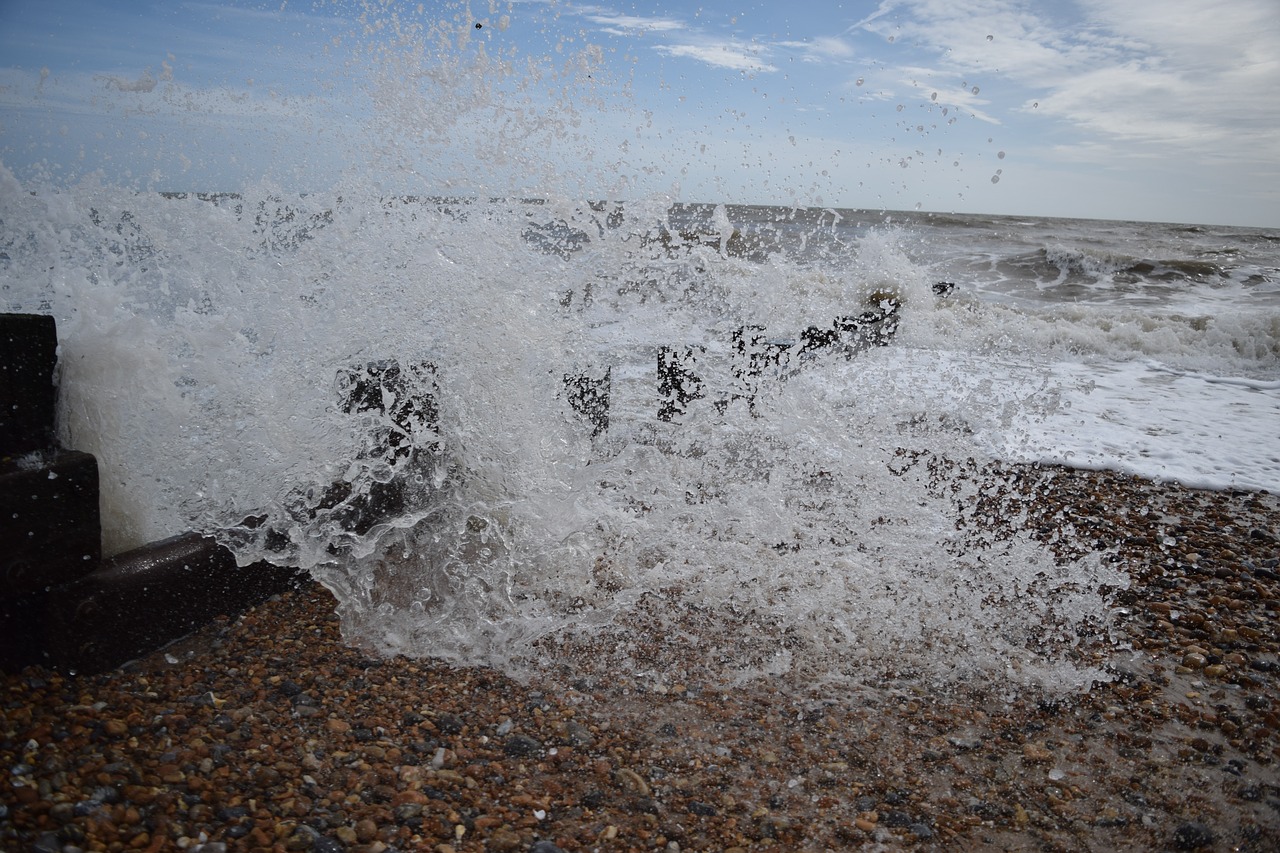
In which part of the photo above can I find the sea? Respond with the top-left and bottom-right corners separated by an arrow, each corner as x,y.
3,172 -> 1278,696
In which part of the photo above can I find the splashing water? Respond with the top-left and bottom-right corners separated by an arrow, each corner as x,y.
0,9 -> 1133,695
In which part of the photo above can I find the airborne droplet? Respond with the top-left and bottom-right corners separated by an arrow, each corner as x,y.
991,174 -> 1000,184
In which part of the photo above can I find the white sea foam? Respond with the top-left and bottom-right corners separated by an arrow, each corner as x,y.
2,172 -> 1148,693
2,8 -> 1275,695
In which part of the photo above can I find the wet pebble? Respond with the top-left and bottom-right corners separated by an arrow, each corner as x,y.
1172,821 -> 1215,849
504,733 -> 544,757
4,484 -> 1279,853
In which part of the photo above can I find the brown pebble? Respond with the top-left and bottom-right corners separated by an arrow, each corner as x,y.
326,718 -> 352,734
488,828 -> 522,852
355,818 -> 378,843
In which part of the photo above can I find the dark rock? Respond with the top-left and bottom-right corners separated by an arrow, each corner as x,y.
72,800 -> 101,818
688,800 -> 717,816
632,797 -> 660,814
1173,822 -> 1216,849
436,713 -> 464,734
30,831 -> 63,853
564,721 -> 595,746
529,841 -> 566,853
56,822 -> 86,844
504,733 -> 544,757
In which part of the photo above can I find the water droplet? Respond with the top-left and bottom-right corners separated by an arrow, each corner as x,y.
997,150 -> 1006,159
855,77 -> 864,87
990,174 -> 1000,184
896,104 -> 904,112
971,86 -> 980,95
930,92 -> 937,101
986,34 -> 994,42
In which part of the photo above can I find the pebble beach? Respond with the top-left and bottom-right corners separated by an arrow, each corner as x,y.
4,464 -> 1279,852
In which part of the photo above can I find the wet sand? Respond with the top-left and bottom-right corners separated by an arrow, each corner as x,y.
3,465 -> 1279,852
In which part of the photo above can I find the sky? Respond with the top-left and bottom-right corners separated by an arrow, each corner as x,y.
1,0 -> 1277,227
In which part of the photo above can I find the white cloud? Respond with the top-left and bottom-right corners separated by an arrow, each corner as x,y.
574,4 -> 784,74
778,36 -> 855,64
850,0 -> 1280,167
655,42 -> 778,74
584,13 -> 685,35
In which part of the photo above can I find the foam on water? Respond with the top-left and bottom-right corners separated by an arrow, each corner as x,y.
1,172 -> 1135,694
8,8 -> 1275,696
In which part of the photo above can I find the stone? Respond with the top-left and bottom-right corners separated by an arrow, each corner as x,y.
503,733 -> 543,757
529,842 -> 567,853
487,828 -> 522,851
354,818 -> 378,843
1173,821 -> 1215,849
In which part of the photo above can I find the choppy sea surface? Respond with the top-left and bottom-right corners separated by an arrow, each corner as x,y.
3,175 -> 1278,693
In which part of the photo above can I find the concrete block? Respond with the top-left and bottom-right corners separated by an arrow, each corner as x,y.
0,313 -> 58,454
0,449 -> 101,599
43,532 -> 301,674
